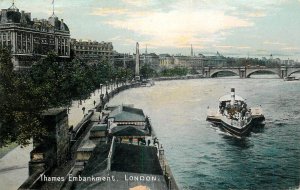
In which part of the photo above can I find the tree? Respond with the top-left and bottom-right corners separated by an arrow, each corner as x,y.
30,52 -> 70,107
159,66 -> 188,77
141,65 -> 157,79
0,48 -> 47,147
0,50 -> 135,147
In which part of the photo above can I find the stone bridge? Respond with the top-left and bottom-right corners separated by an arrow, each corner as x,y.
203,66 -> 300,78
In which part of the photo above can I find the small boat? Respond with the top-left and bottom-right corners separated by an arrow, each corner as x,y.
206,88 -> 265,137
284,76 -> 299,81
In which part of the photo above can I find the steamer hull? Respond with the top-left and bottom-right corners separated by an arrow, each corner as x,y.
206,88 -> 265,137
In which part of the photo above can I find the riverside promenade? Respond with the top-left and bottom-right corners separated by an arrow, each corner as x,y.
0,82 -> 132,190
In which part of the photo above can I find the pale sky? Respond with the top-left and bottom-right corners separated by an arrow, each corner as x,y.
1,0 -> 300,60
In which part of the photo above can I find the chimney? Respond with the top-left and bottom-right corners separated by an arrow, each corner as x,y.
230,88 -> 235,106
25,12 -> 31,20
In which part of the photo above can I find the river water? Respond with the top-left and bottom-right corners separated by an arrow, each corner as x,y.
108,75 -> 300,190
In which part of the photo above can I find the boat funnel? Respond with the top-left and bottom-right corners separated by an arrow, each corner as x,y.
231,88 -> 235,105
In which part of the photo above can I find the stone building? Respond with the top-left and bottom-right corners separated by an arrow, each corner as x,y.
204,52 -> 227,66
0,3 -> 70,69
29,108 -> 70,175
70,39 -> 113,63
141,52 -> 160,71
173,55 -> 189,68
158,53 -> 226,73
159,54 -> 175,68
112,52 -> 135,69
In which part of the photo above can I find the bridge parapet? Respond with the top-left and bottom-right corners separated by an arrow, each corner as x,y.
207,66 -> 247,78
246,67 -> 281,78
202,66 -> 299,78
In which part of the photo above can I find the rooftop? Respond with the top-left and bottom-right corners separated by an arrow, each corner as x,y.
110,125 -> 150,136
91,123 -> 107,132
80,143 -> 162,176
75,143 -> 166,189
109,105 -> 145,122
0,3 -> 69,32
111,144 -> 162,174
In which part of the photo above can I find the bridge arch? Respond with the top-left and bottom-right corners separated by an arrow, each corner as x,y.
210,69 -> 239,78
246,69 -> 280,78
287,69 -> 300,77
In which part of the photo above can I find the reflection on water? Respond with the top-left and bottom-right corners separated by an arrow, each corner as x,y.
250,74 -> 280,79
109,76 -> 300,190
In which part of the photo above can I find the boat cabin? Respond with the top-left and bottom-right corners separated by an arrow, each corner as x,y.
218,89 -> 249,119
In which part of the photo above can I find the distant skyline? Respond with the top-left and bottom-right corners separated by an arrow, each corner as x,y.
1,0 -> 300,60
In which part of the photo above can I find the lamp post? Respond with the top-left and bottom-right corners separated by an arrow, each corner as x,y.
105,81 -> 108,94
100,84 -> 103,95
100,83 -> 104,110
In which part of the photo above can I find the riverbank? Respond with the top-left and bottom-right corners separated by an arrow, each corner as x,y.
154,74 -> 204,81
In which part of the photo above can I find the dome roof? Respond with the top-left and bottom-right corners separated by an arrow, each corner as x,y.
0,7 -> 69,32
6,10 -> 21,23
1,8 -> 32,25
